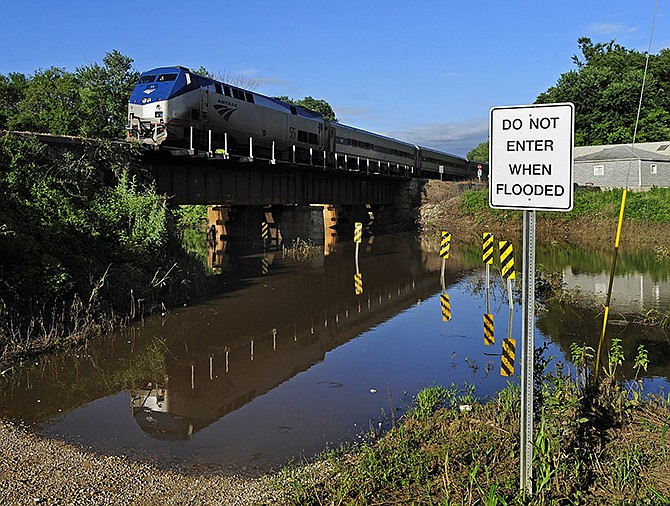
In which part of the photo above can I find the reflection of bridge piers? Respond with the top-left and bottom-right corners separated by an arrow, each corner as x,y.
206,203 -> 389,266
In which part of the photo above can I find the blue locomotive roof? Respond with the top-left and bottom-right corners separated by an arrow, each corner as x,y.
129,66 -> 323,120
129,67 -> 206,104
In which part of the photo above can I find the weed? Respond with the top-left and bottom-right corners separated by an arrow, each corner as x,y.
412,386 -> 449,419
282,238 -> 319,261
634,344 -> 650,379
534,408 -> 556,495
607,337 -> 625,378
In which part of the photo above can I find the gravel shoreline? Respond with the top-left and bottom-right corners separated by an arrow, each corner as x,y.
0,419 -> 285,505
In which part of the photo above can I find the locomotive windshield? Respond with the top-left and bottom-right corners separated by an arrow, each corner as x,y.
157,73 -> 178,82
139,74 -> 156,84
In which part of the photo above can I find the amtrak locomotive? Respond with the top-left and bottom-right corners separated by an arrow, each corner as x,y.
127,66 -> 486,179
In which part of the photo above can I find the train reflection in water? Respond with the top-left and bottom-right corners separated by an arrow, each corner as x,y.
130,383 -> 196,440
122,233 -> 467,441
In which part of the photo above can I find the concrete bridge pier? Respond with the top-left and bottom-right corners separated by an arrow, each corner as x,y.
206,206 -> 228,272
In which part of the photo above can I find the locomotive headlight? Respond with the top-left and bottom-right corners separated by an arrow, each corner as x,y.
155,111 -> 163,118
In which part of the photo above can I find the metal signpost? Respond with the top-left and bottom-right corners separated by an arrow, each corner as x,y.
489,102 -> 574,495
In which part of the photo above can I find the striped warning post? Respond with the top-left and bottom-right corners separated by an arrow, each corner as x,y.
440,232 -> 451,259
354,272 -> 363,295
483,232 -> 494,264
261,221 -> 269,240
440,293 -> 451,321
354,222 -> 363,244
484,313 -> 494,345
499,241 -> 516,280
500,337 -> 516,376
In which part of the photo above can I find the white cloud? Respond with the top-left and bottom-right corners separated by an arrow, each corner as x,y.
587,22 -> 637,35
335,105 -> 381,123
253,75 -> 291,87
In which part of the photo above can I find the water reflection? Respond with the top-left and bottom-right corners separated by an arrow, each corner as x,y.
0,234 -> 668,472
131,383 -> 195,440
562,270 -> 670,311
118,235 -> 466,443
0,233 -> 482,468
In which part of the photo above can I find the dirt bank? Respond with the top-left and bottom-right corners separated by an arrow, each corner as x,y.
418,180 -> 670,249
0,419 -> 282,505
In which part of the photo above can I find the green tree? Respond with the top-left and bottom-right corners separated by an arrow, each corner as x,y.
276,95 -> 337,121
0,72 -> 27,130
9,67 -> 80,135
467,141 -> 489,163
536,37 -> 670,146
77,50 -> 139,139
5,51 -> 138,139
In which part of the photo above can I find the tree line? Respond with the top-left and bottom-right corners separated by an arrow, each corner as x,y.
1,40 -> 668,162
0,50 -> 138,140
0,52 -> 338,141
468,37 -> 670,162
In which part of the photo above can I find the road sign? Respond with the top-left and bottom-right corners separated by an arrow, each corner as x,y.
440,231 -> 451,259
489,103 -> 574,211
489,102 -> 574,495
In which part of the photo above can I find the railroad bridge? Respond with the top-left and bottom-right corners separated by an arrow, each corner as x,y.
146,147 -> 407,207
10,131 -> 425,244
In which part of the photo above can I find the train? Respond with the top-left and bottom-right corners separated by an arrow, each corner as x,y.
127,66 -> 487,180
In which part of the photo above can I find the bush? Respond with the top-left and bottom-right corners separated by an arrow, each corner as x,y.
0,133 -> 206,364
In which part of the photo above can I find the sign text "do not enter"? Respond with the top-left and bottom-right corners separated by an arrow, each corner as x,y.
489,103 -> 574,211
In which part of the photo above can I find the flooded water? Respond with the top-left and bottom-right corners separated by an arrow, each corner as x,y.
0,233 -> 669,473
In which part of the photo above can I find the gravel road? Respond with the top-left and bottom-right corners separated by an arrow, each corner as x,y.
0,419 -> 285,505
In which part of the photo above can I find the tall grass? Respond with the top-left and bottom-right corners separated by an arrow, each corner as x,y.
459,186 -> 670,224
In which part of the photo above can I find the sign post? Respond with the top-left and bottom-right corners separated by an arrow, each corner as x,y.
489,103 -> 574,495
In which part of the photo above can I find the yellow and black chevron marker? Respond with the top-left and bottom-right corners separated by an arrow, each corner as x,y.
354,272 -> 363,295
484,313 -> 494,345
441,293 -> 451,321
483,232 -> 494,264
261,221 -> 269,240
354,222 -> 363,244
499,241 -> 516,280
500,337 -> 516,377
440,231 -> 451,259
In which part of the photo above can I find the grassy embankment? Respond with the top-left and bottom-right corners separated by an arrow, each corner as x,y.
421,181 -> 670,250
0,133 -> 211,371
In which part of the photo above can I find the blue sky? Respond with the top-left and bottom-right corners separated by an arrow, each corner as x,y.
1,1 -> 667,156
